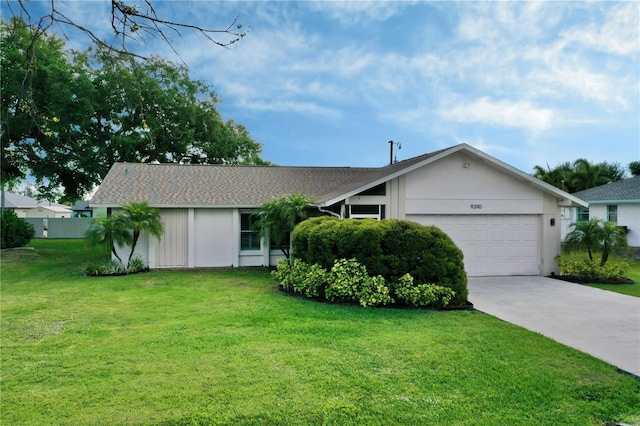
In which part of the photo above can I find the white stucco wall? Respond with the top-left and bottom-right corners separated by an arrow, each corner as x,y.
400,151 -> 562,276
404,152 -> 545,215
588,203 -> 640,247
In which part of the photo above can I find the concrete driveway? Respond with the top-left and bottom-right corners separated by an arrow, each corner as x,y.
468,276 -> 640,377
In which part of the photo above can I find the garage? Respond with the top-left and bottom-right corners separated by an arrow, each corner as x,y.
408,214 -> 540,277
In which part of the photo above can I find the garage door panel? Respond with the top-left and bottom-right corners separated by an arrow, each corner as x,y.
407,214 -> 540,277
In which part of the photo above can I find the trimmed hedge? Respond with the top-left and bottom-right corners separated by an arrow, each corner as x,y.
292,217 -> 468,305
1,210 -> 35,249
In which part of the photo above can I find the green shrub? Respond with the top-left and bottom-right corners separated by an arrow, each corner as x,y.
326,258 -> 393,307
392,273 -> 456,308
127,256 -> 147,273
292,217 -> 468,305
83,256 -> 148,276
273,258 -> 393,307
1,210 -> 35,249
83,260 -> 125,276
273,258 -> 458,308
272,258 -> 327,298
557,254 -> 630,282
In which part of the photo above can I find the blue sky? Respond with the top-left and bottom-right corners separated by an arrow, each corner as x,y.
6,1 -> 640,175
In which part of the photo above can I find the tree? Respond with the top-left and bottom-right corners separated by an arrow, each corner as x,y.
6,0 -> 246,59
571,158 -> 610,192
533,159 -> 625,193
563,219 -> 627,266
119,201 -> 164,265
629,161 -> 640,176
253,193 -> 314,261
533,162 -> 573,192
85,201 -> 163,267
598,161 -> 626,182
598,221 -> 627,267
85,214 -> 132,265
1,18 -> 266,202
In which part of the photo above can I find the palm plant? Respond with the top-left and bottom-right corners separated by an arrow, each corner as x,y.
571,158 -> 610,192
599,221 -> 628,266
253,193 -> 313,261
85,201 -> 163,268
563,219 -> 627,266
84,214 -> 132,265
119,201 -> 164,265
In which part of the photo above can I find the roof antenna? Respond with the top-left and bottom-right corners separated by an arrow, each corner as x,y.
389,140 -> 401,165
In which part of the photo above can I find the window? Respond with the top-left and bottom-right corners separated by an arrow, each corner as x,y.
577,208 -> 589,222
240,212 -> 260,251
357,183 -> 386,196
607,205 -> 618,223
348,205 -> 385,220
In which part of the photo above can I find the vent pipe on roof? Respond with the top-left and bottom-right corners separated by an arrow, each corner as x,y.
389,140 -> 401,165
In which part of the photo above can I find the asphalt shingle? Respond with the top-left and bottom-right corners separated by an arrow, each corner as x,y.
573,176 -> 640,202
90,150 -> 445,208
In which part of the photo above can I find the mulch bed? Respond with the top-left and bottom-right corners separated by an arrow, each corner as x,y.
550,274 -> 635,285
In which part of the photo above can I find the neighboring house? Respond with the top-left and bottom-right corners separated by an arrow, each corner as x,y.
71,200 -> 93,218
90,143 -> 586,277
569,176 -> 640,248
3,192 -> 72,218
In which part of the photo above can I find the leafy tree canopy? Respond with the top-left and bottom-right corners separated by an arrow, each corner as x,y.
532,158 -> 626,193
1,17 -> 267,203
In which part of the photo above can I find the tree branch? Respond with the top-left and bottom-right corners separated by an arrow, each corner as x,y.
10,0 -> 247,60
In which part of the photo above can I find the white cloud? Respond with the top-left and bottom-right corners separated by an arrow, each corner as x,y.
438,97 -> 555,132
236,99 -> 342,120
307,1 -> 414,26
561,2 -> 640,56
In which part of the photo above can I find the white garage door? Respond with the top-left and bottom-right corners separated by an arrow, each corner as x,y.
407,215 -> 540,277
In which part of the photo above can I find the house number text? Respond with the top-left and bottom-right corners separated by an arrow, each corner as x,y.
470,204 -> 483,210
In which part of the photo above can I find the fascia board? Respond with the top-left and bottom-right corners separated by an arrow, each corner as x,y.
585,200 -> 640,205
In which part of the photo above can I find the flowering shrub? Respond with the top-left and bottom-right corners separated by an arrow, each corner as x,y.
325,258 -> 393,307
273,258 -> 456,308
272,258 -> 327,298
556,254 -> 630,282
392,273 -> 456,308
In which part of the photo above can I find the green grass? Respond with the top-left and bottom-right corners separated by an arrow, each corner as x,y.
2,240 -> 640,425
586,258 -> 640,297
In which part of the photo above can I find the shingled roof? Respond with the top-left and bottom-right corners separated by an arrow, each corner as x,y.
573,175 -> 640,203
90,144 -> 588,208
90,148 -> 446,208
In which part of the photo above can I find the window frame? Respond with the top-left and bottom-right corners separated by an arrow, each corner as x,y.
348,204 -> 385,220
240,211 -> 261,251
576,207 -> 589,222
607,205 -> 618,223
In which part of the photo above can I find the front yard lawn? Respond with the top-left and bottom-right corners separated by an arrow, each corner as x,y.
2,240 -> 639,425
558,251 -> 640,298
586,257 -> 640,297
